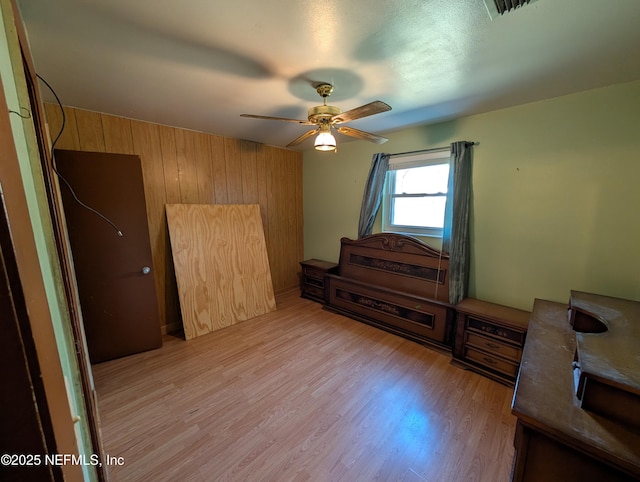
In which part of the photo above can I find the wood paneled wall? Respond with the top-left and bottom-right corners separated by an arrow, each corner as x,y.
44,104 -> 303,333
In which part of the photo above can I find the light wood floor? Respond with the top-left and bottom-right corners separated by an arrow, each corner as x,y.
92,290 -> 516,481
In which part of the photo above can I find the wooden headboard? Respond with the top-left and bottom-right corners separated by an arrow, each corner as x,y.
337,233 -> 450,304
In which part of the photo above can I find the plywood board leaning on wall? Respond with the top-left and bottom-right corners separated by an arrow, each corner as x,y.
166,204 -> 276,339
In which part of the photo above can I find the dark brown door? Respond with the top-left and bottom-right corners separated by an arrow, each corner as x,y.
55,149 -> 161,363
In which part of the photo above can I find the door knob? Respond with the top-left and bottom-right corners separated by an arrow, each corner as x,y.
141,266 -> 151,275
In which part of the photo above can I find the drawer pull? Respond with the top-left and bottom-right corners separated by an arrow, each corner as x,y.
483,356 -> 498,366
486,342 -> 501,350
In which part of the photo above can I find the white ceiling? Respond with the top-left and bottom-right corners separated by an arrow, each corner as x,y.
16,0 -> 640,150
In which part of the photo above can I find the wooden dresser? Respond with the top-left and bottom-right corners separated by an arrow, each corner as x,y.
453,298 -> 529,386
511,293 -> 640,481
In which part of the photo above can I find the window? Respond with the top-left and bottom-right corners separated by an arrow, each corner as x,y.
382,150 -> 451,237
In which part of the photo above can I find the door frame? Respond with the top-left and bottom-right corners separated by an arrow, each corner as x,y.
0,179 -> 61,481
4,1 -> 106,480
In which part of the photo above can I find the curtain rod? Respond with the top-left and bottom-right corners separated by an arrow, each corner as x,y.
389,141 -> 477,158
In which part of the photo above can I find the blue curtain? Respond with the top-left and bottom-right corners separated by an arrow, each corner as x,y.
443,141 -> 474,304
357,153 -> 390,238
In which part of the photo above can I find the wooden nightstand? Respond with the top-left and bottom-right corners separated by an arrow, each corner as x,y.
453,298 -> 530,386
299,259 -> 338,303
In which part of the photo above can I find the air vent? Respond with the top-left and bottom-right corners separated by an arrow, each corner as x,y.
484,0 -> 539,19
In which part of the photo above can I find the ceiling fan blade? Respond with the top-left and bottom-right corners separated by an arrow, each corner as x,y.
331,101 -> 391,124
286,128 -> 319,147
240,114 -> 314,125
336,126 -> 388,144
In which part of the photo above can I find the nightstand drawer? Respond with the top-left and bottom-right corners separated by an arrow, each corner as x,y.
464,346 -> 519,378
304,275 -> 325,289
303,284 -> 325,300
303,266 -> 328,281
467,316 -> 526,345
466,332 -> 521,361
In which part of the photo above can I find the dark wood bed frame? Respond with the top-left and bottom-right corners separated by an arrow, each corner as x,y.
325,233 -> 455,350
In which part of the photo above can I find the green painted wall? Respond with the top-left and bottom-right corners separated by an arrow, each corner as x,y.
303,80 -> 640,311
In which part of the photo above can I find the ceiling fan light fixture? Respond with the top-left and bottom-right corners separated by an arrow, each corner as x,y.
314,129 -> 336,151
241,82 -> 391,149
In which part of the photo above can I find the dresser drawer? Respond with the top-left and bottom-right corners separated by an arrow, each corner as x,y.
466,332 -> 522,361
464,346 -> 519,378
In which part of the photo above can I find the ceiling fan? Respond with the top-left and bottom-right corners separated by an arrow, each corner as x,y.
241,83 -> 391,151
